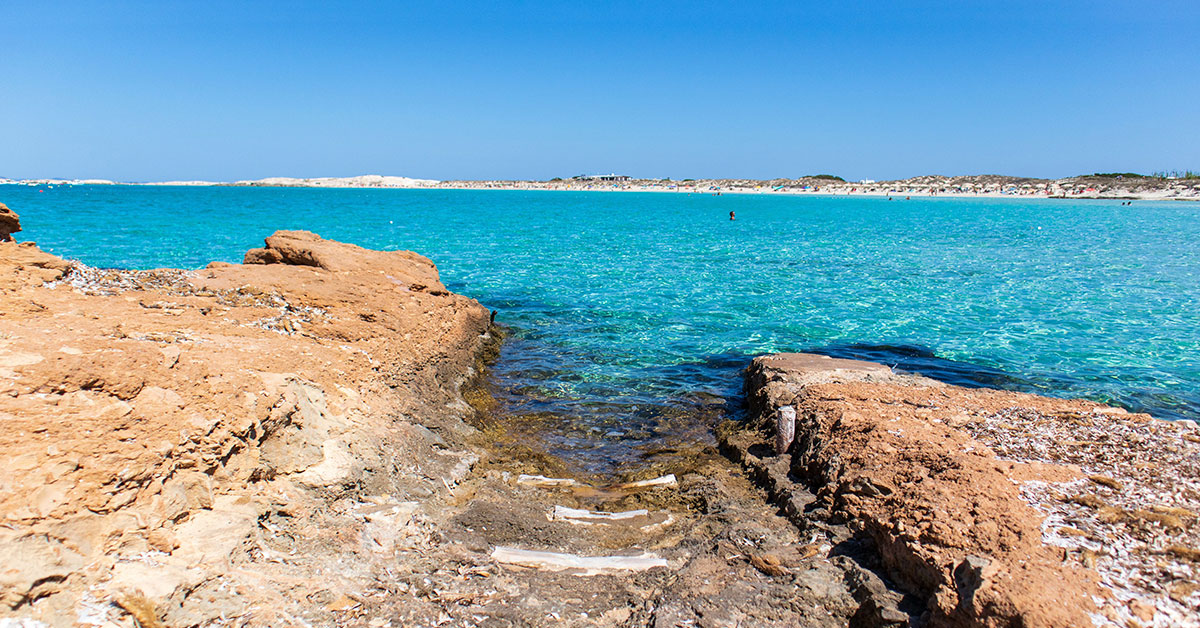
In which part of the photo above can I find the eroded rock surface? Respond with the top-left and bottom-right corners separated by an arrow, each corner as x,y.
0,232 -> 493,626
243,230 -> 447,291
727,353 -> 1199,628
0,202 -> 19,242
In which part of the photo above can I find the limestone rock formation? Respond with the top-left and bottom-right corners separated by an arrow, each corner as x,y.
729,353 -> 1200,628
0,231 -> 493,626
242,230 -> 446,291
0,202 -> 19,241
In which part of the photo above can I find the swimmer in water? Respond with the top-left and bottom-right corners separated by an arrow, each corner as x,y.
729,211 -> 735,221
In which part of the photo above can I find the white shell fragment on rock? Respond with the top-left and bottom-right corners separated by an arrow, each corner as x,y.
490,546 -> 667,575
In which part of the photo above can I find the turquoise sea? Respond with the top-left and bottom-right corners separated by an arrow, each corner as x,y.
5,185 -> 1199,473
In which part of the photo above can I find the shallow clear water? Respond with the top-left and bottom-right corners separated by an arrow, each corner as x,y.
6,185 -> 1199,473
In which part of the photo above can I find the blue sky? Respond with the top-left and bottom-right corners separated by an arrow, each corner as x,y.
1,1 -> 1197,181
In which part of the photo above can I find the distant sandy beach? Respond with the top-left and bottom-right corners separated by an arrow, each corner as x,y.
434,174 -> 1200,201
3,173 -> 1198,200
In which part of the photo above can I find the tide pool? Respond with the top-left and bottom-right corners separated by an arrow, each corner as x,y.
6,185 -> 1198,473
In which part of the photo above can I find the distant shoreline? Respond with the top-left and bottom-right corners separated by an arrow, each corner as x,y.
431,183 -> 1199,202
3,173 -> 1198,201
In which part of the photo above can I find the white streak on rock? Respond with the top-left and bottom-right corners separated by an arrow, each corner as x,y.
491,547 -> 667,575
551,506 -> 650,522
617,474 -> 677,489
516,474 -> 578,487
776,405 -> 796,455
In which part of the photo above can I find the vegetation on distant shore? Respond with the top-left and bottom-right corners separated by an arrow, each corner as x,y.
1089,171 -> 1200,180
1152,170 -> 1200,180
806,174 -> 845,181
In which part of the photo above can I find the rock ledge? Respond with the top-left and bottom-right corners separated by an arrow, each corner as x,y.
0,231 -> 493,626
726,353 -> 1199,628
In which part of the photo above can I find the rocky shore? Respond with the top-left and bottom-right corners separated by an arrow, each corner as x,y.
723,354 -> 1199,628
2,213 -> 1196,627
0,224 -> 886,627
0,229 -> 495,625
2,224 -> 878,628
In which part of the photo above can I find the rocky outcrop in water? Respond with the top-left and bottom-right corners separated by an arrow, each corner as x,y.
726,353 -> 1200,628
0,202 -> 19,241
242,230 -> 447,291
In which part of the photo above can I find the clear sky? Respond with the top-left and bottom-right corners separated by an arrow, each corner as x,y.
1,1 -> 1197,182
